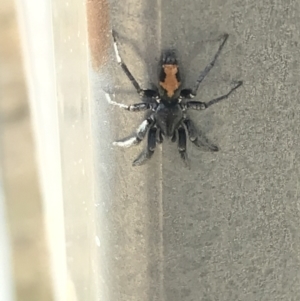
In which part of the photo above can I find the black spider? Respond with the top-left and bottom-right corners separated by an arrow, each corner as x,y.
105,31 -> 243,167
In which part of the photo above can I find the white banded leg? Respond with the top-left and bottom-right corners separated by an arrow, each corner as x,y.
113,118 -> 154,148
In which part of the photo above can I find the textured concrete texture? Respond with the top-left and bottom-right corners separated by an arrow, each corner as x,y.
100,0 -> 300,300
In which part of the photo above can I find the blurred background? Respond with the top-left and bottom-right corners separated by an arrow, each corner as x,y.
0,1 -> 52,300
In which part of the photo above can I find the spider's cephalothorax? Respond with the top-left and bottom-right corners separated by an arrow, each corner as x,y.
105,30 -> 243,166
159,51 -> 181,99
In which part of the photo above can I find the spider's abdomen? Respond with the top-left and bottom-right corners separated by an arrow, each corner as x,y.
155,103 -> 183,137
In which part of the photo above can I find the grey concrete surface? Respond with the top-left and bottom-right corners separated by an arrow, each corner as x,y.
95,0 -> 300,300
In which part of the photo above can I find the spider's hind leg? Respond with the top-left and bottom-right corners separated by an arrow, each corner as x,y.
133,127 -> 157,166
184,119 -> 218,152
178,127 -> 190,168
113,118 -> 153,148
156,129 -> 163,144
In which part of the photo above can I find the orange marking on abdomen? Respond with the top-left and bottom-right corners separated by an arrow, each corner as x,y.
159,64 -> 181,97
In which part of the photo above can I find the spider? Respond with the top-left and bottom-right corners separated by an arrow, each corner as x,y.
105,30 -> 243,167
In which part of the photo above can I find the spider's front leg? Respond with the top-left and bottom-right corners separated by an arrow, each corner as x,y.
112,30 -> 159,100
179,33 -> 229,99
132,127 -> 157,166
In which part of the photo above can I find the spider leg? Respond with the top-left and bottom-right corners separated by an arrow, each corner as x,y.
181,33 -> 229,99
105,93 -> 156,111
112,30 -> 158,100
132,127 -> 157,166
183,119 -> 218,152
171,131 -> 177,143
184,101 -> 207,111
113,118 -> 154,148
177,127 -> 190,167
205,81 -> 243,108
156,129 -> 163,144
183,81 -> 243,111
